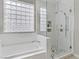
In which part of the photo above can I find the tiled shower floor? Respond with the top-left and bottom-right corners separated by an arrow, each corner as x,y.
60,54 -> 79,59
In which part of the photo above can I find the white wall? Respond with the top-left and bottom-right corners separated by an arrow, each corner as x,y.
0,0 -> 3,33
0,0 -> 3,59
0,40 -> 2,59
74,0 -> 79,55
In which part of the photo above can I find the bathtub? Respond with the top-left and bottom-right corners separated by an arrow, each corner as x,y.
1,34 -> 47,59
2,42 -> 47,59
5,48 -> 47,59
2,41 -> 47,59
11,50 -> 46,59
23,51 -> 47,59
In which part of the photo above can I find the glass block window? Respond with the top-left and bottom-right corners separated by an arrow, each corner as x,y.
40,8 -> 46,31
4,0 -> 34,32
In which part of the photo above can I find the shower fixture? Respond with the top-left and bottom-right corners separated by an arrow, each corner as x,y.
56,10 -> 69,37
47,21 -> 52,32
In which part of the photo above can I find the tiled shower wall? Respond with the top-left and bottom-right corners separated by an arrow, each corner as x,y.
55,0 -> 74,52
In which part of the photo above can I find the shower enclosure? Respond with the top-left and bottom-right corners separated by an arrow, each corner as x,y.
47,0 -> 74,59
0,0 -> 74,59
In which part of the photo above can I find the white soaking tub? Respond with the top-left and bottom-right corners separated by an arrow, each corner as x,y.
8,49 -> 47,59
2,41 -> 47,59
1,34 -> 47,59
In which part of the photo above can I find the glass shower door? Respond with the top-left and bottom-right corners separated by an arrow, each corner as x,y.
46,0 -> 73,59
55,0 -> 73,56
